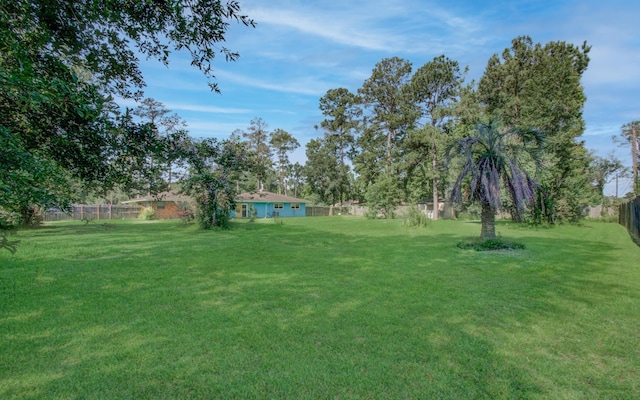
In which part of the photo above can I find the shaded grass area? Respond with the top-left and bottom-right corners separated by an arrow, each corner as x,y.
456,236 -> 526,251
1,218 -> 639,398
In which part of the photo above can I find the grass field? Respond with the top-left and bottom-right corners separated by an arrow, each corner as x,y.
1,217 -> 639,399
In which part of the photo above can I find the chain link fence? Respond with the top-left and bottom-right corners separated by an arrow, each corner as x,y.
43,204 -> 143,222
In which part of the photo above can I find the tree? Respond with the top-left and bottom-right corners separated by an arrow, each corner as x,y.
355,57 -> 417,214
409,55 -> 466,219
304,138 -> 339,205
181,138 -> 249,229
269,129 -> 299,195
589,152 -> 626,200
3,1 -> 254,97
478,36 -> 591,223
357,57 -> 416,169
319,88 -> 361,204
1,1 -> 254,228
242,118 -> 272,191
132,98 -> 187,190
289,162 -> 305,198
617,121 -> 640,195
449,119 -> 541,239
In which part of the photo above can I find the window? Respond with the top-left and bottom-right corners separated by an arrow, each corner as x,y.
156,202 -> 166,210
274,203 -> 283,209
291,203 -> 300,210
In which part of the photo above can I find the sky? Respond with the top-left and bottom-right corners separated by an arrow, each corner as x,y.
126,0 -> 640,196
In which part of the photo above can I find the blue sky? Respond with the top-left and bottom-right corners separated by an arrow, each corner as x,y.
127,0 -> 639,196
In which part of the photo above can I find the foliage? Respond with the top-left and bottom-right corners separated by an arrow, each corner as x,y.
456,236 -> 525,251
242,118 -> 272,191
408,55 -> 467,219
0,127 -> 75,226
288,162 -> 305,199
139,208 -> 156,221
364,172 -> 403,219
181,138 -> 250,229
0,1 -> 253,229
449,119 -> 542,238
0,231 -> 20,254
353,57 -> 419,215
132,98 -> 188,190
269,129 -> 299,195
588,151 -> 626,200
2,1 -> 254,97
356,57 -> 416,176
402,205 -> 428,228
304,135 -> 354,205
317,88 -> 361,204
616,121 -> 640,195
478,36 -> 591,223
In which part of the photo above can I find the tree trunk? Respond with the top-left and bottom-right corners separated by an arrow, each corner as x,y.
480,201 -> 496,239
20,206 -> 37,227
432,142 -> 439,220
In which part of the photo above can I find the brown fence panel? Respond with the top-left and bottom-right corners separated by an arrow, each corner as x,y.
43,205 -> 143,222
619,196 -> 640,245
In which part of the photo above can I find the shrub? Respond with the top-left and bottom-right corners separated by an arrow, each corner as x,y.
403,205 -> 428,228
139,207 -> 156,220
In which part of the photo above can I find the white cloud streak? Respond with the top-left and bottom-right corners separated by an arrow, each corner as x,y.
216,70 -> 330,96
244,1 -> 483,54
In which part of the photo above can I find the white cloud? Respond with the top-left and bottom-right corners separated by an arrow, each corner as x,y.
186,121 -> 248,138
244,1 -> 483,55
164,103 -> 250,114
215,70 -> 330,96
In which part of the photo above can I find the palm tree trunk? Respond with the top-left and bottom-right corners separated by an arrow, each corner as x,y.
480,201 -> 496,239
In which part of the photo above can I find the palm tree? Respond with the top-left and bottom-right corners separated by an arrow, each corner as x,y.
450,119 -> 541,238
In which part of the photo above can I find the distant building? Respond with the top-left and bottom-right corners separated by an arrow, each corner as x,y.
232,191 -> 308,218
122,192 -> 193,219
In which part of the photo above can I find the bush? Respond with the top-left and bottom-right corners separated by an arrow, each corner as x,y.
139,207 -> 156,220
403,205 -> 428,228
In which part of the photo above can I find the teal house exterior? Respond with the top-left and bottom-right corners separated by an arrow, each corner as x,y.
232,191 -> 308,218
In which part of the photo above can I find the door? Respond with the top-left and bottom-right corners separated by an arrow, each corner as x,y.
240,204 -> 248,218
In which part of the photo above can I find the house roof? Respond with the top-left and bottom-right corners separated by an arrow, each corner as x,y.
122,191 -> 192,204
235,191 -> 308,203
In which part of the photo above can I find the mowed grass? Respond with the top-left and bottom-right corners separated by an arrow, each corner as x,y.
1,217 -> 639,399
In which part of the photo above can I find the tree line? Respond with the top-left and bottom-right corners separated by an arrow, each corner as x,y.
2,2 -> 637,235
304,36 -> 634,227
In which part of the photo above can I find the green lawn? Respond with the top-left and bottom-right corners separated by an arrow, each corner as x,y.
1,217 -> 639,399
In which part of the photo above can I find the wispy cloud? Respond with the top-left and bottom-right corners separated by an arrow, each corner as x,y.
186,121 -> 249,138
115,98 -> 251,115
216,70 -> 330,96
244,0 -> 483,54
164,103 -> 250,114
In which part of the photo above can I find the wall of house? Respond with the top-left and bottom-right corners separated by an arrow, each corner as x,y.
146,201 -> 184,219
231,202 -> 307,218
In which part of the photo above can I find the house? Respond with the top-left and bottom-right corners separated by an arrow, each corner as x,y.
232,191 -> 308,218
122,191 -> 193,219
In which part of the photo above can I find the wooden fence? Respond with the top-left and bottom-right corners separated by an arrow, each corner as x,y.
43,204 -> 143,222
619,196 -> 640,245
305,202 -> 457,219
